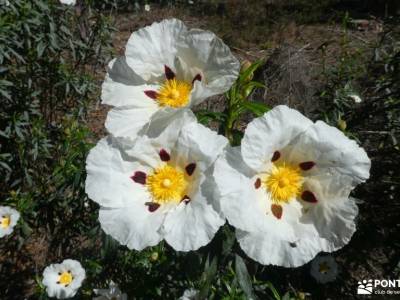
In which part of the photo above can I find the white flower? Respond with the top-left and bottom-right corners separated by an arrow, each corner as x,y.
59,0 -> 76,5
144,4 -> 150,11
86,118 -> 227,251
179,288 -> 199,300
42,259 -> 86,299
214,105 -> 371,267
310,255 -> 338,283
102,18 -> 239,142
93,281 -> 127,300
0,206 -> 20,238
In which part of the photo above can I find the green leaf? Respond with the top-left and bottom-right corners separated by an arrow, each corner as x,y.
241,101 -> 270,117
265,281 -> 281,300
235,255 -> 258,300
198,255 -> 218,299
239,60 -> 264,82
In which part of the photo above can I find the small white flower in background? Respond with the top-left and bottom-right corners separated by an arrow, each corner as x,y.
310,255 -> 338,284
86,114 -> 227,251
188,0 -> 194,4
102,18 -> 239,143
144,4 -> 150,11
214,105 -> 371,267
349,93 -> 362,103
59,0 -> 76,5
42,259 -> 85,299
93,281 -> 127,300
179,288 -> 199,300
0,206 -> 20,238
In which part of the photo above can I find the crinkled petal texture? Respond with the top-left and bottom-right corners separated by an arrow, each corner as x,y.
214,105 -> 370,267
42,259 -> 85,299
102,18 -> 239,141
86,121 -> 227,251
0,206 -> 20,238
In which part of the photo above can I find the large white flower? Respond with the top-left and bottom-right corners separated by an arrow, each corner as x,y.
214,105 -> 371,267
0,206 -> 20,238
102,18 -> 239,142
86,121 -> 227,251
42,259 -> 85,299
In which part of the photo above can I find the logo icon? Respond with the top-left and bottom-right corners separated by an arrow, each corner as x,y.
358,280 -> 373,295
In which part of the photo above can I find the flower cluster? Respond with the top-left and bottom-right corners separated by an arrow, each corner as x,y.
28,16 -> 370,299
85,19 -> 371,272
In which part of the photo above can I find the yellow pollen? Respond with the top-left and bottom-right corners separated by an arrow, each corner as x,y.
265,164 -> 303,203
157,79 -> 192,108
147,165 -> 187,204
319,262 -> 330,274
58,271 -> 73,286
0,216 -> 10,229
162,179 -> 172,188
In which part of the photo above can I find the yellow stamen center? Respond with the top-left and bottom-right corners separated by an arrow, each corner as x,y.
319,262 -> 330,274
0,215 -> 10,229
147,165 -> 187,204
58,271 -> 73,286
157,79 -> 192,108
265,164 -> 303,203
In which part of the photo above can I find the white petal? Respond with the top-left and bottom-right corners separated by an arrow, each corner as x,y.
299,174 -> 359,252
213,147 -> 272,233
125,18 -> 239,104
60,0 -> 76,5
236,228 -> 320,268
99,203 -> 165,250
85,137 -> 151,208
102,57 -> 160,108
145,108 -> 196,144
174,122 -> 228,171
162,184 -> 224,251
105,106 -> 157,143
241,105 -> 313,172
61,259 -> 85,290
291,121 -> 371,184
180,29 -> 240,105
125,19 -> 186,79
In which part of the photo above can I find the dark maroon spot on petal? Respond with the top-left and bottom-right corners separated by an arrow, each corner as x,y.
56,281 -> 60,284
289,242 -> 297,248
164,65 -> 175,80
271,151 -> 281,162
301,191 -> 318,203
159,149 -> 170,161
271,204 -> 283,219
299,161 -> 316,171
254,178 -> 261,189
181,195 -> 191,204
131,171 -> 146,185
65,284 -> 69,288
145,202 -> 160,212
185,163 -> 196,176
192,73 -> 202,84
144,90 -> 158,99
